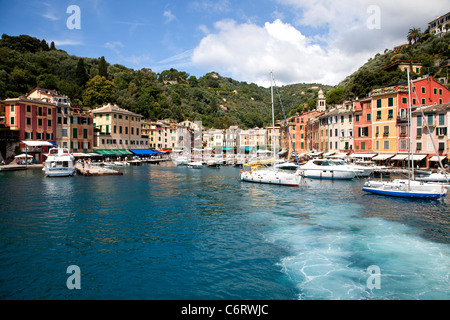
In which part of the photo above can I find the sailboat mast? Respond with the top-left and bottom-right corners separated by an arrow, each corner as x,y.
407,68 -> 414,183
270,72 -> 276,166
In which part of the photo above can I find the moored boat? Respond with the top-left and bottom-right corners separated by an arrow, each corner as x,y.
43,147 -> 76,177
296,159 -> 356,180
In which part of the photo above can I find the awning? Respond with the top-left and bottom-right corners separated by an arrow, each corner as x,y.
350,153 -> 376,159
130,149 -> 158,156
372,154 -> 395,161
410,154 -> 427,161
73,153 -> 92,157
15,154 -> 33,158
22,141 -> 54,147
392,154 -> 409,160
93,150 -> 118,156
114,149 -> 133,155
429,156 -> 446,162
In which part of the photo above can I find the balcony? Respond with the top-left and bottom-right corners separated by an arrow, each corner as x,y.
397,116 -> 408,124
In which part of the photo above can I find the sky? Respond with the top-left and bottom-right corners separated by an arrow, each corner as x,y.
1,0 -> 449,87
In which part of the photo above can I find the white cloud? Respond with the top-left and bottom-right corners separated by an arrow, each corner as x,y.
192,0 -> 450,86
52,39 -> 83,46
105,41 -> 124,54
163,10 -> 176,23
192,19 -> 363,86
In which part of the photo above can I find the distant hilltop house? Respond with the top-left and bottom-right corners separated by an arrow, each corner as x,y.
381,60 -> 423,74
428,12 -> 450,37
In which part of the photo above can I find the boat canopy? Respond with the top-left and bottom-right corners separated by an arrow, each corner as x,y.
129,149 -> 158,156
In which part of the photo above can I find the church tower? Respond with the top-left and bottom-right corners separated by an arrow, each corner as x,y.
316,88 -> 326,112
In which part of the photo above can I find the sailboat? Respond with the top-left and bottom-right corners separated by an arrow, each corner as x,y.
240,72 -> 305,187
362,69 -> 447,200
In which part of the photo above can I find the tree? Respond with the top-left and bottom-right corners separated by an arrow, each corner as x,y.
407,28 -> 421,45
50,41 -> 56,50
75,58 -> 89,87
83,75 -> 114,108
98,56 -> 108,79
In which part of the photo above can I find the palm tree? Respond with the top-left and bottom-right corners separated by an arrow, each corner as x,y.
407,28 -> 421,44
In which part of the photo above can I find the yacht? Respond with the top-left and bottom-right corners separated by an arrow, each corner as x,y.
296,159 -> 356,180
331,159 -> 373,177
43,147 -> 76,177
173,156 -> 189,166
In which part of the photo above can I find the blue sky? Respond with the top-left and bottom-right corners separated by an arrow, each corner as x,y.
1,0 -> 449,86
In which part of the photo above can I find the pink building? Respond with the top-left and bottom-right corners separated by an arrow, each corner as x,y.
411,103 -> 450,168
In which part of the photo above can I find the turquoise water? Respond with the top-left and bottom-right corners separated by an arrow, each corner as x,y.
0,163 -> 449,300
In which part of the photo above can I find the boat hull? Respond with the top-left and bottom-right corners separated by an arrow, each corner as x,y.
299,169 -> 355,180
240,170 -> 303,187
362,179 -> 447,199
362,186 -> 446,199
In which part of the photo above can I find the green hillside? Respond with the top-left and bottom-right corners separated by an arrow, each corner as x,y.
1,31 -> 449,129
338,31 -> 450,100
0,34 -> 324,129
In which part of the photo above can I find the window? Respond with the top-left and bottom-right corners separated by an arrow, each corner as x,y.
383,126 -> 389,135
416,142 -> 422,150
38,119 -> 42,126
349,115 -> 352,123
422,98 -> 426,105
417,115 -> 422,126
355,115 -> 360,122
10,117 -> 14,125
377,99 -> 382,108
73,128 -> 78,139
439,114 -> 445,125
376,140 -> 380,150
62,129 -> 67,137
376,111 -> 382,120
388,109 -> 393,119
383,140 -> 389,150
427,114 -> 433,126
439,143 -> 445,151
402,97 -> 408,104
421,87 -> 426,93
416,127 -> 422,137
47,120 -> 51,127
388,97 -> 394,107
27,105 -> 31,112
436,127 -> 447,136
400,140 -> 407,150
27,118 -> 31,125
341,115 -> 344,123
83,129 -> 88,139
10,105 -> 14,112
367,113 -> 371,121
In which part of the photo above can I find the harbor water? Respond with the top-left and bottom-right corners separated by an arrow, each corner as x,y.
0,163 -> 449,300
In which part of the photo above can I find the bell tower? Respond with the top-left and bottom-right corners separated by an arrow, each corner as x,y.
316,88 -> 326,112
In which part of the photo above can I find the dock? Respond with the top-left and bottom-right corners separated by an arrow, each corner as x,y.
75,163 -> 123,176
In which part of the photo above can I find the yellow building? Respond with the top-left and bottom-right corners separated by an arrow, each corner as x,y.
370,88 -> 398,155
91,104 -> 147,152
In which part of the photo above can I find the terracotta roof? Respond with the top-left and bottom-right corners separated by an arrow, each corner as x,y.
90,104 -> 142,117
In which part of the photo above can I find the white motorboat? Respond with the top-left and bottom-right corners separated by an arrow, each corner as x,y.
331,160 -> 373,177
297,159 -> 356,180
240,164 -> 305,187
187,161 -> 203,169
173,156 -> 189,166
43,147 -> 76,177
415,171 -> 450,183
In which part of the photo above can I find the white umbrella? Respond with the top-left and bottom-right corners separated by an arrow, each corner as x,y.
15,154 -> 33,158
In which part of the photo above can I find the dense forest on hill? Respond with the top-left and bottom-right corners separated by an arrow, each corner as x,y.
337,31 -> 450,100
1,31 -> 449,128
0,34 -> 325,129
